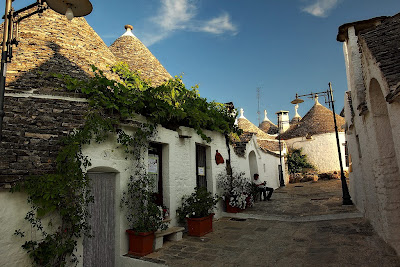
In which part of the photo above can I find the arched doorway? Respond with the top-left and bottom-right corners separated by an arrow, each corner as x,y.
369,79 -> 397,158
368,78 -> 400,241
249,150 -> 258,179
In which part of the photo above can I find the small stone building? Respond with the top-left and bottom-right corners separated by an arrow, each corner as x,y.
0,10 -> 285,267
338,12 -> 400,255
235,108 -> 287,187
278,96 -> 347,173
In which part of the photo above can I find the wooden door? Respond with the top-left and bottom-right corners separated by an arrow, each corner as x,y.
84,172 -> 116,267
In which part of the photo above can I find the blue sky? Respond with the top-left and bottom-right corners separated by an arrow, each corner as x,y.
5,0 -> 400,125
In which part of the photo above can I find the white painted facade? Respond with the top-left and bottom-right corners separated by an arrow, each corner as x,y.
230,134 -> 285,188
0,118 -> 283,266
341,23 -> 400,255
285,132 -> 348,173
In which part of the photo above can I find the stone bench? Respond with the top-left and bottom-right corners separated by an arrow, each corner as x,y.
154,226 -> 185,250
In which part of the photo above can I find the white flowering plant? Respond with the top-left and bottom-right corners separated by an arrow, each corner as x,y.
176,187 -> 220,223
217,171 -> 253,209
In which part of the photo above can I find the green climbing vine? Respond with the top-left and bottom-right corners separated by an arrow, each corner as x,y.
12,62 -> 241,266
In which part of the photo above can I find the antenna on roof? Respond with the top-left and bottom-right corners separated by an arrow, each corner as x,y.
257,87 -> 261,125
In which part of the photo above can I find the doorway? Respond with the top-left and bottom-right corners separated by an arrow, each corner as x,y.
84,172 -> 116,267
148,143 -> 163,206
249,150 -> 258,179
196,144 -> 207,189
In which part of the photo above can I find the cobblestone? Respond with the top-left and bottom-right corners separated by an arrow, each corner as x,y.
143,180 -> 400,266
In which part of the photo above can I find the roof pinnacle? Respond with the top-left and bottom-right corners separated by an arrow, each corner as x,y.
122,24 -> 135,37
239,108 -> 246,119
314,94 -> 321,106
263,110 -> 270,122
294,104 -> 301,118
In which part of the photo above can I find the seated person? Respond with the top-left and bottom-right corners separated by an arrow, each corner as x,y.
253,173 -> 274,201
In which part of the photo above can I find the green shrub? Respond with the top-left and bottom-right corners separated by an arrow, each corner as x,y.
287,148 -> 314,174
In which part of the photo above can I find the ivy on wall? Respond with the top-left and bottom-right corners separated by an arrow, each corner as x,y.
13,62 -> 241,266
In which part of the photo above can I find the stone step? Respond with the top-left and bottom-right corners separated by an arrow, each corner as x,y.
154,226 -> 185,250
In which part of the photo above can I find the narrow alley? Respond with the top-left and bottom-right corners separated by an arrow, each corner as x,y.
141,179 -> 400,267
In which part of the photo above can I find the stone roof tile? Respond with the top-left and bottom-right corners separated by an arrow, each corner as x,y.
234,115 -> 282,156
109,25 -> 172,87
259,120 -> 279,135
279,101 -> 345,140
1,8 -> 116,92
237,117 -> 276,140
359,13 -> 400,92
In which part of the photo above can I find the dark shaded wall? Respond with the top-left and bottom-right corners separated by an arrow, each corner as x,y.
0,95 -> 88,184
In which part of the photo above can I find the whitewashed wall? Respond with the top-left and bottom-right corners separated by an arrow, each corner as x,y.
342,26 -> 400,255
0,191 -> 37,267
81,124 -> 229,266
285,133 -> 347,173
230,136 -> 283,189
0,121 -> 283,266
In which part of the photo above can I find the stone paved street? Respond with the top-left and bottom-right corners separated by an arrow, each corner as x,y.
141,180 -> 400,266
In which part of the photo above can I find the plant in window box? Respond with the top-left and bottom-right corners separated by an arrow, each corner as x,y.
217,171 -> 252,212
121,175 -> 168,257
176,187 -> 219,236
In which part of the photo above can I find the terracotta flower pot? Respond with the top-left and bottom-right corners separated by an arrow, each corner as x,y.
245,195 -> 253,208
186,213 -> 214,237
225,198 -> 244,213
126,229 -> 155,257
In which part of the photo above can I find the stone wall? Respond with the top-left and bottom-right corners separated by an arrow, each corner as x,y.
341,22 -> 400,255
0,93 -> 88,185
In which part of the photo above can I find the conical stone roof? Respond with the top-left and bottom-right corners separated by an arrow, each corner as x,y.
290,104 -> 302,124
236,108 -> 281,152
279,97 -> 345,140
237,109 -> 273,140
109,25 -> 172,87
259,110 -> 278,135
1,8 -> 116,92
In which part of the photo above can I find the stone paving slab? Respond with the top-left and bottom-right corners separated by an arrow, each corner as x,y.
142,180 -> 400,267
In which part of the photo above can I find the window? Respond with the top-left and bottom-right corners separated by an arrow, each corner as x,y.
196,144 -> 207,189
344,141 -> 349,167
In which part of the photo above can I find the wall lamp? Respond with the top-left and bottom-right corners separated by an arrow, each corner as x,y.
0,0 -> 92,142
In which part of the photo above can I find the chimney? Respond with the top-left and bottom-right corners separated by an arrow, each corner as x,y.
276,110 -> 290,133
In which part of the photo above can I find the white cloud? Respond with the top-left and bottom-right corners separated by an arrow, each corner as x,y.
143,0 -> 238,46
153,0 -> 197,31
302,0 -> 340,17
198,13 -> 238,35
141,32 -> 170,47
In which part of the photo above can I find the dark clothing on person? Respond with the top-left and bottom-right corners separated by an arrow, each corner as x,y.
253,174 -> 274,201
258,186 -> 274,201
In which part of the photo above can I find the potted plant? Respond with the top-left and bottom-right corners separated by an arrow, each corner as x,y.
176,187 -> 219,237
217,171 -> 252,212
121,175 -> 168,257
